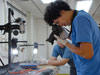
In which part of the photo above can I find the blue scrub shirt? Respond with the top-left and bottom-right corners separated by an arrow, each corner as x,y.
71,10 -> 100,75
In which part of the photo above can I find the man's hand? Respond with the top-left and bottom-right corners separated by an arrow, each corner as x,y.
59,27 -> 69,39
54,35 -> 67,45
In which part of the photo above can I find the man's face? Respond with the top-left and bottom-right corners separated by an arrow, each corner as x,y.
53,10 -> 71,26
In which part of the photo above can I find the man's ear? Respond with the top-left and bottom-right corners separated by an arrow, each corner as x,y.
60,10 -> 66,15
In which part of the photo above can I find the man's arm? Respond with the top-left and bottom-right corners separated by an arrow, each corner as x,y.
54,35 -> 94,59
48,56 -> 69,66
65,42 -> 94,59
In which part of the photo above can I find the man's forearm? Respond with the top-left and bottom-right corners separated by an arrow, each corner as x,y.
48,59 -> 69,66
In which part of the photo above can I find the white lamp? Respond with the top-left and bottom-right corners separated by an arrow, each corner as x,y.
33,42 -> 38,55
12,48 -> 18,55
33,48 -> 38,55
11,38 -> 19,55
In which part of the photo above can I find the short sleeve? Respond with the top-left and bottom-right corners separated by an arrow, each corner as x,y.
62,47 -> 72,59
75,16 -> 92,43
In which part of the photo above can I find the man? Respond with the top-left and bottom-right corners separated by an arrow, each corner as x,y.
41,41 -> 76,75
44,0 -> 100,75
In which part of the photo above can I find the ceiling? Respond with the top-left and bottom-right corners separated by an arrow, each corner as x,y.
13,0 -> 100,20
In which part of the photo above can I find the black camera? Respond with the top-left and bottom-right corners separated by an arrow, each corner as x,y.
46,24 -> 69,45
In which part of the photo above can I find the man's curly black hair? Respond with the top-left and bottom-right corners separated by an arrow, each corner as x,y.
44,0 -> 71,26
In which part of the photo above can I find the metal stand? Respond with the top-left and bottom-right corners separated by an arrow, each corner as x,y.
0,8 -> 26,65
8,8 -> 12,64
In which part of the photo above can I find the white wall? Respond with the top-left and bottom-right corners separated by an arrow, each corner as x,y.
34,19 -> 48,60
26,12 -> 37,61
